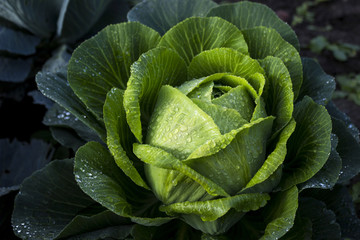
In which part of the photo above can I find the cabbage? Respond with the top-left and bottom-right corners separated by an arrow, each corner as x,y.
14,1 -> 360,239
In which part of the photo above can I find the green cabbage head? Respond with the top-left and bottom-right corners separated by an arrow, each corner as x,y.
28,0 -> 360,239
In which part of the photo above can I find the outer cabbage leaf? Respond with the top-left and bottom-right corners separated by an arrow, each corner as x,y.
36,66 -> 106,141
43,103 -> 101,151
41,45 -> 71,73
0,139 -> 52,195
0,57 -> 32,83
68,22 -> 161,119
12,159 -> 131,239
298,134 -> 342,190
0,0 -> 63,37
304,186 -> 360,239
74,142 -> 173,226
56,211 -> 132,240
0,26 -> 40,55
298,58 -> 335,105
288,197 -> 341,240
57,0 -> 112,42
127,0 -> 217,35
279,96 -> 332,190
207,1 -> 300,51
326,102 -> 360,182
